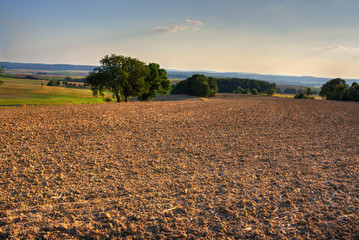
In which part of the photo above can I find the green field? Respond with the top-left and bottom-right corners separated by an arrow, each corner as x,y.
0,77 -> 109,106
274,93 -> 322,100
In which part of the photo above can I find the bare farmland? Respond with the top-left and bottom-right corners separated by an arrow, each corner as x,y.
0,94 -> 358,239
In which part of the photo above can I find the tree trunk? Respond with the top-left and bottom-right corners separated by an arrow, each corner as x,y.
115,93 -> 121,103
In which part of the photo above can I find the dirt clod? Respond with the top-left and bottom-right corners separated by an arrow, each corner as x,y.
0,94 -> 358,239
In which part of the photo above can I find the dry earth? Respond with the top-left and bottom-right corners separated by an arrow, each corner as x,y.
0,94 -> 358,239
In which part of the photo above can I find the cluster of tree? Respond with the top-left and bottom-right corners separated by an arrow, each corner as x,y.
62,77 -> 86,88
11,75 -> 39,80
24,75 -> 39,80
282,88 -> 297,94
47,80 -> 61,86
46,78 -> 86,89
319,78 -> 359,101
233,86 -> 258,95
0,68 -> 3,85
277,88 -> 318,95
215,78 -> 276,95
66,77 -> 86,83
171,74 -> 218,98
294,88 -> 315,99
86,54 -> 171,102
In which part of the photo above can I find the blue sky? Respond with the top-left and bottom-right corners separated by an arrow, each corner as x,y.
1,0 -> 359,78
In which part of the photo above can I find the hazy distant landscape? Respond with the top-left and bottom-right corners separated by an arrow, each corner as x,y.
0,60 -> 320,107
2,61 -> 358,87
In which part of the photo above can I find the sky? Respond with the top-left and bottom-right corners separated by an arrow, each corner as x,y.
1,0 -> 359,79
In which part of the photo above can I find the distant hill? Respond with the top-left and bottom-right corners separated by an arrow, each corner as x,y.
0,62 -> 96,72
1,61 -> 358,87
166,70 -> 358,87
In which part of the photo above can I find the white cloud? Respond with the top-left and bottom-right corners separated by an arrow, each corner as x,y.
190,27 -> 201,32
147,19 -> 203,33
326,44 -> 344,50
184,19 -> 203,25
326,44 -> 359,53
147,25 -> 188,33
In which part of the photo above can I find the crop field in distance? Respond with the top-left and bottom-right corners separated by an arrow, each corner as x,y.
0,77 -> 109,106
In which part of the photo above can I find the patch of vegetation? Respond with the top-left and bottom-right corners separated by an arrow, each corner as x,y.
86,54 -> 171,102
294,88 -> 315,99
0,77 -> 110,106
47,79 -> 61,86
233,86 -> 259,95
215,78 -> 276,95
171,74 -> 218,98
47,77 -> 87,89
137,63 -> 171,101
24,75 -> 39,80
284,88 -> 298,94
0,68 -> 3,86
320,78 -> 359,101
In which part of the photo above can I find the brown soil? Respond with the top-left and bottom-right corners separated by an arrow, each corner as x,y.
0,94 -> 358,239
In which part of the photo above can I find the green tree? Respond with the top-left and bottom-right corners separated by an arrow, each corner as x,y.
86,54 -> 149,102
233,86 -> 243,94
251,88 -> 258,95
319,78 -> 348,100
242,88 -> 250,94
47,79 -> 61,86
266,86 -> 276,96
0,68 -> 4,85
295,88 -> 315,99
294,92 -> 306,99
345,82 -> 359,101
207,77 -> 219,97
137,63 -> 171,101
171,79 -> 190,94
284,88 -> 297,94
215,78 -> 275,94
171,74 -> 218,98
304,88 -> 314,97
63,76 -> 72,87
192,77 -> 210,97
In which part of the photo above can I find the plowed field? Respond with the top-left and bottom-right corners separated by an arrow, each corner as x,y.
1,94 -> 358,239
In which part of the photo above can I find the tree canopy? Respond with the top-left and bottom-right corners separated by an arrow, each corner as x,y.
294,88 -> 314,99
171,74 -> 218,98
86,54 -> 170,102
47,79 -> 61,86
215,78 -> 276,95
319,78 -> 359,101
138,63 -> 171,101
0,68 -> 4,85
319,78 -> 348,100
345,82 -> 359,101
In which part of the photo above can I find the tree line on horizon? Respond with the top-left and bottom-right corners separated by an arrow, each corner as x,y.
84,55 -> 277,101
216,78 -> 276,95
2,57 -> 359,102
171,74 -> 219,98
0,68 -> 3,85
171,75 -> 277,97
86,56 -> 359,102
